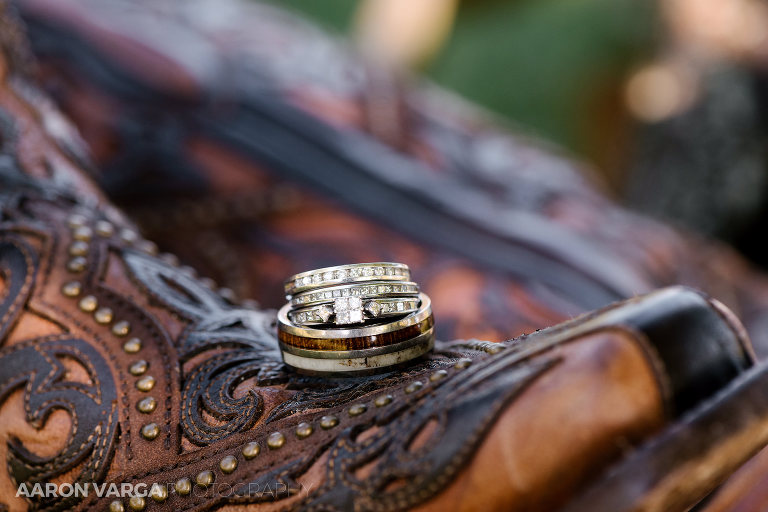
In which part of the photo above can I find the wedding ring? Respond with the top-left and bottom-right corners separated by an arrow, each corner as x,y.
279,329 -> 435,374
278,262 -> 433,374
289,296 -> 421,326
278,293 -> 433,350
285,262 -> 410,296
290,281 -> 420,308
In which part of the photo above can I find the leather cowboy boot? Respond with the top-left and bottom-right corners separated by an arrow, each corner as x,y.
0,3 -> 766,511
13,0 -> 768,354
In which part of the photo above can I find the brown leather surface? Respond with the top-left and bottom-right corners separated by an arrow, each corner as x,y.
0,2 -> 763,511
14,0 -> 768,359
699,445 -> 768,512
416,330 -> 667,512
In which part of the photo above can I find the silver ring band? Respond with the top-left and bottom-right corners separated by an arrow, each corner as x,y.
279,329 -> 434,373
290,281 -> 420,308
285,262 -> 410,296
278,293 -> 431,339
289,297 -> 420,326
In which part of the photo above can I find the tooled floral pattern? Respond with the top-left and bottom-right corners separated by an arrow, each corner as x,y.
121,247 -> 559,510
0,235 -> 118,512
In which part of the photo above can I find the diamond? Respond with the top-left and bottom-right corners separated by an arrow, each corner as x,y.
324,291 -> 332,299
302,276 -> 312,286
295,278 -> 302,288
318,305 -> 333,322
364,268 -> 373,277
397,302 -> 405,312
334,297 -> 364,325
365,301 -> 381,317
333,290 -> 341,297
336,269 -> 347,279
375,267 -> 383,276
386,268 -> 394,276
313,274 -> 322,284
324,272 -> 334,281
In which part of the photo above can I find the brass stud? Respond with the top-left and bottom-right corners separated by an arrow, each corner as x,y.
94,307 -> 114,324
112,320 -> 131,337
67,257 -> 87,273
129,360 -> 148,376
295,422 -> 313,439
149,483 -> 167,502
127,496 -> 145,511
405,381 -> 423,394
120,229 -> 138,244
195,470 -> 215,488
242,442 -> 260,459
67,214 -> 87,229
95,220 -> 115,237
61,281 -> 82,297
109,500 -> 124,512
454,358 -> 472,369
429,369 -> 448,382
138,240 -> 158,255
68,240 -> 89,256
136,375 -> 156,392
175,477 -> 192,496
72,226 -> 93,242
319,415 -> 338,430
141,423 -> 159,440
267,432 -> 286,449
219,455 -> 238,474
137,397 -> 157,414
348,404 -> 367,417
123,338 -> 142,354
374,394 -> 393,407
78,295 -> 98,312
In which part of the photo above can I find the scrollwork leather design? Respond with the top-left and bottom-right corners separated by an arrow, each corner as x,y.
0,235 -> 118,512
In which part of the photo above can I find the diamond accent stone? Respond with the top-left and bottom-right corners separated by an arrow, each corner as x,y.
365,301 -> 382,317
317,305 -> 333,323
324,271 -> 334,281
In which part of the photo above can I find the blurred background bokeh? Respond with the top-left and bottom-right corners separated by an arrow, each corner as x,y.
277,0 -> 768,269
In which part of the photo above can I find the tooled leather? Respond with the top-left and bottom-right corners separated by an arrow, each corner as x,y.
0,5 -> 743,511
0,118 -> 681,511
18,0 -> 768,356
0,152 -> 562,511
0,9 -> 645,510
